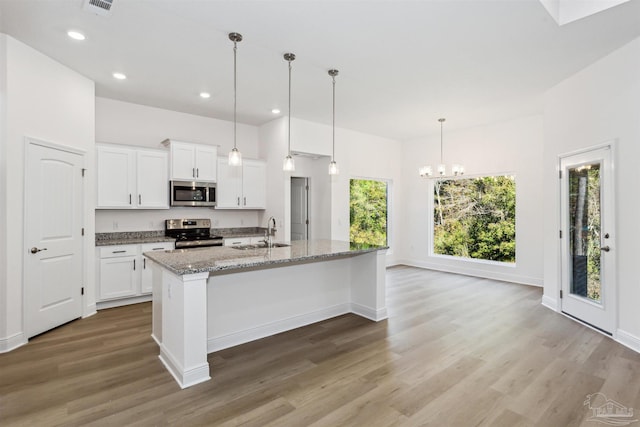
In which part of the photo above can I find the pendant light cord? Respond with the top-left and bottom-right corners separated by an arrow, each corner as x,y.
332,75 -> 336,162
440,119 -> 443,164
288,59 -> 292,156
233,40 -> 237,151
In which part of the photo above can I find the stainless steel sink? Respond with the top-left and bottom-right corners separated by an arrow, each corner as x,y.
230,242 -> 290,250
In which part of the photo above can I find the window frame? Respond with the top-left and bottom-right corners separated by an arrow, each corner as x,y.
427,172 -> 516,267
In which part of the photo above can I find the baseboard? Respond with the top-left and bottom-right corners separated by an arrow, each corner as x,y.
207,303 -> 351,353
83,303 -> 97,319
616,329 -> 640,354
397,258 -> 543,287
96,294 -> 152,310
541,295 -> 559,311
0,332 -> 27,353
351,303 -> 388,321
151,333 -> 161,346
159,346 -> 210,389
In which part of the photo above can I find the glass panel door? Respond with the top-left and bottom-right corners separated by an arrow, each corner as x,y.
568,162 -> 601,303
560,146 -> 615,334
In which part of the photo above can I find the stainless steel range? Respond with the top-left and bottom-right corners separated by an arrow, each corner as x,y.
165,219 -> 223,249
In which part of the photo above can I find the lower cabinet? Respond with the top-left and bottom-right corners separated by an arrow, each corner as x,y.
223,236 -> 264,247
97,242 -> 174,306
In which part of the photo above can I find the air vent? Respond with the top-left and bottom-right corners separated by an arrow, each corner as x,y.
83,0 -> 114,17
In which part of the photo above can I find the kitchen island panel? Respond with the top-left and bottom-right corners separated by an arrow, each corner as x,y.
207,257 -> 352,352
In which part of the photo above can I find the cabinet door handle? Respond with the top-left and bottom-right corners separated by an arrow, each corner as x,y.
237,197 -> 240,206
138,194 -> 141,205
133,259 -> 136,270
152,247 -> 164,250
143,258 -> 146,269
129,194 -> 132,205
243,197 -> 246,206
112,250 -> 126,254
196,168 -> 199,178
192,168 -> 195,178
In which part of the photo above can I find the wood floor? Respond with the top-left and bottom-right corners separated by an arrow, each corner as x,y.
2,266 -> 640,426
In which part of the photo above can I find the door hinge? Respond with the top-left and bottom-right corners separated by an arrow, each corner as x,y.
305,219 -> 309,225
559,230 -> 562,238
81,287 -> 85,296
82,168 -> 86,177
559,170 -> 562,179
305,185 -> 309,190
560,290 -> 563,299
81,227 -> 85,236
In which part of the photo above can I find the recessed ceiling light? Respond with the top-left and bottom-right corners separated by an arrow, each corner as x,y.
200,92 -> 211,99
271,108 -> 281,114
67,30 -> 86,41
113,72 -> 127,80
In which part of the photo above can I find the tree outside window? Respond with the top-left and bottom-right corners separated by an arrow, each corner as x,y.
350,179 -> 388,246
433,175 -> 515,263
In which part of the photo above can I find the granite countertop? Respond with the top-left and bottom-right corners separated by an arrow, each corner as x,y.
143,239 -> 388,276
96,228 -> 268,246
95,231 -> 175,246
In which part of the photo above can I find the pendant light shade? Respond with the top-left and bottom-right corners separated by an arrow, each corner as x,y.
328,69 -> 339,175
419,118 -> 464,178
228,32 -> 243,166
283,53 -> 296,172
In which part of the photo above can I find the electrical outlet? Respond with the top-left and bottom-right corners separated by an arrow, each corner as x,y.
213,219 -> 219,226
240,218 -> 244,225
113,221 -> 118,230
149,221 -> 154,229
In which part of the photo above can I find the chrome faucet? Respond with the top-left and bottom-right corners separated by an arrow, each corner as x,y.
264,216 -> 276,248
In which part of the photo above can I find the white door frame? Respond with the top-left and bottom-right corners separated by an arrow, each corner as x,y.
23,136 -> 86,338
558,142 -> 616,335
290,176 -> 310,240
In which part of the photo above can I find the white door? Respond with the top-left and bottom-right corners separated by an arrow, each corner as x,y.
560,145 -> 616,334
291,177 -> 309,241
170,142 -> 196,180
25,141 -> 84,338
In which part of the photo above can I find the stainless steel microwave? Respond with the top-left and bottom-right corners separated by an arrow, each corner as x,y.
170,181 -> 216,207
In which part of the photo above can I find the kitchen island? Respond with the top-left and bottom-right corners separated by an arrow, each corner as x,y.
144,239 -> 388,389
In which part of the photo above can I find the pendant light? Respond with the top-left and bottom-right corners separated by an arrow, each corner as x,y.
228,32 -> 243,167
328,69 -> 339,175
419,118 -> 464,178
283,53 -> 296,172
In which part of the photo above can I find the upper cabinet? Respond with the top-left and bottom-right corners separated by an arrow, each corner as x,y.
216,157 -> 266,209
162,139 -> 217,182
97,144 -> 169,209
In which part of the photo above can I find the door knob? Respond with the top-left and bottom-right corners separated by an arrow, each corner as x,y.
30,247 -> 47,254
600,246 -> 610,252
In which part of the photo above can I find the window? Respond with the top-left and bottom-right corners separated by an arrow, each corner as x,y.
433,175 -> 515,263
350,178 -> 388,246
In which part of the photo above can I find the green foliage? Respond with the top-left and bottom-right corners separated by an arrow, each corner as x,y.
433,176 -> 516,263
568,165 -> 601,301
350,179 -> 387,246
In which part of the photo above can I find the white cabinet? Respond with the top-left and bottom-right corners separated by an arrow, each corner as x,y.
216,157 -> 266,209
97,242 -> 174,304
97,245 -> 139,300
163,139 -> 217,182
223,236 -> 264,246
97,144 -> 168,209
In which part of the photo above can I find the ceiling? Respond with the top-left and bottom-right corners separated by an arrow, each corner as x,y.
1,0 -> 640,141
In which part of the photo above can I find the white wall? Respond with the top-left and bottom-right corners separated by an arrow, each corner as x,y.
0,35 -> 8,345
398,115 -> 545,286
94,97 -> 262,232
0,35 -> 95,350
543,36 -> 640,349
259,117 -> 403,265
